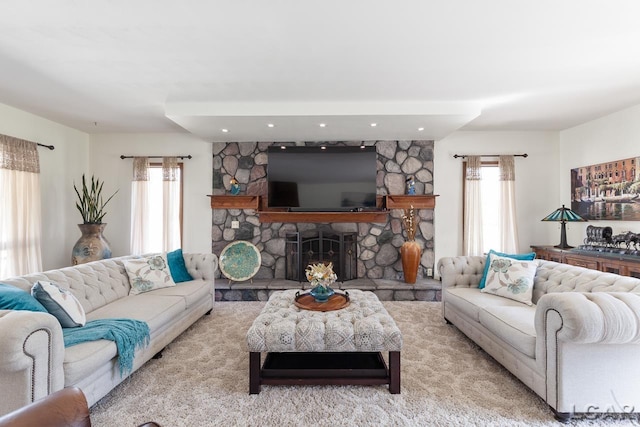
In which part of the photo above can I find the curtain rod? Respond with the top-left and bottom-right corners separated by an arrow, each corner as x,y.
453,153 -> 528,159
120,155 -> 192,160
36,143 -> 55,150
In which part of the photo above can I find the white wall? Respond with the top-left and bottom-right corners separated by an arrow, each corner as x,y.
559,103 -> 640,245
0,102 -> 90,271
89,133 -> 212,256
434,131 -> 560,266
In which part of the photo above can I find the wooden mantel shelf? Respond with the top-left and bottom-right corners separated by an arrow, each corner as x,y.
209,194 -> 436,223
257,210 -> 389,224
209,195 -> 260,210
385,195 -> 438,209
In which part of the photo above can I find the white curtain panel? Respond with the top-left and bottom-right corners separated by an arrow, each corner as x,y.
464,156 -> 484,256
162,157 -> 181,251
130,157 -> 150,255
499,155 -> 519,253
0,135 -> 42,278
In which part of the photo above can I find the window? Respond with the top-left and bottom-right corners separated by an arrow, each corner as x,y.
463,162 -> 500,254
130,158 -> 183,254
479,164 -> 500,254
147,163 -> 183,252
0,137 -> 42,277
463,157 -> 519,255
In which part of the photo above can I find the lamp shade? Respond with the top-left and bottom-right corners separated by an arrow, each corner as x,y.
541,205 -> 586,249
541,205 -> 586,223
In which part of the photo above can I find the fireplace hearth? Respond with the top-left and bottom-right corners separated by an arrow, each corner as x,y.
286,230 -> 357,282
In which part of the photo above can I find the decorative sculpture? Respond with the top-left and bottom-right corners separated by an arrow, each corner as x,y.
405,176 -> 416,195
229,177 -> 241,195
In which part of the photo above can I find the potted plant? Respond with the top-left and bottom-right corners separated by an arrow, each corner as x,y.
71,174 -> 118,265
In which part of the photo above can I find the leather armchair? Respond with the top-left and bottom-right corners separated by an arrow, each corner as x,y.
0,387 -> 160,427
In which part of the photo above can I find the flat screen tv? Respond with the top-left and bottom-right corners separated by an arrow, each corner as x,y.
267,146 -> 377,211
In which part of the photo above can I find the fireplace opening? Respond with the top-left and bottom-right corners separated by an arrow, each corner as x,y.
285,230 -> 357,282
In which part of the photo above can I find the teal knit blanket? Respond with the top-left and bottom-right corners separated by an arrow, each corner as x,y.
63,318 -> 150,376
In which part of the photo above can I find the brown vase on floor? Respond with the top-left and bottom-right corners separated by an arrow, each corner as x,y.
401,240 -> 422,284
71,223 -> 112,265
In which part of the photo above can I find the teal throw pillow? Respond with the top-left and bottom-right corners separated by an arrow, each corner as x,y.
0,283 -> 48,312
478,249 -> 536,289
166,249 -> 194,283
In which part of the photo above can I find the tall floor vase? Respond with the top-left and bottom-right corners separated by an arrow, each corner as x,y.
72,223 -> 112,265
401,240 -> 422,284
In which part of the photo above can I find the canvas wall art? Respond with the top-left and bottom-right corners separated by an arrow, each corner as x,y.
571,156 -> 640,220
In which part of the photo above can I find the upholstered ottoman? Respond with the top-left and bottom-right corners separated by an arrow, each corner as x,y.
246,289 -> 403,394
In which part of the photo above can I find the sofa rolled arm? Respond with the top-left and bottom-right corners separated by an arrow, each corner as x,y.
437,256 -> 485,289
183,253 -> 218,282
0,310 -> 65,416
535,292 -> 640,344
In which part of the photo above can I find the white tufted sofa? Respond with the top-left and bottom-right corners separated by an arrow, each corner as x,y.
0,253 -> 217,416
438,256 -> 640,421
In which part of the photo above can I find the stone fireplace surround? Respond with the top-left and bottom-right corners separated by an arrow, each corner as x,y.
212,140 -> 437,300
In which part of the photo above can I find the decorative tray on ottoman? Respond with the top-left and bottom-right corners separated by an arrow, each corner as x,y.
294,291 -> 350,312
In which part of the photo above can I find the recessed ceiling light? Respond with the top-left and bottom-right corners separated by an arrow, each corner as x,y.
418,127 -> 424,131
267,123 -> 275,128
370,123 -> 377,127
221,128 -> 229,133
319,123 -> 327,127
320,146 -> 327,150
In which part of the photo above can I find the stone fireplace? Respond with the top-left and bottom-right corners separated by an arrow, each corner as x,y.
285,229 -> 358,282
212,141 -> 435,282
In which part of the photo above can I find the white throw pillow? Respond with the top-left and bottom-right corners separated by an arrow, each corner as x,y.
31,281 -> 87,327
124,254 -> 177,295
481,253 -> 537,305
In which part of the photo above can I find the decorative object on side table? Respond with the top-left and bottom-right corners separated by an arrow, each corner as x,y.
401,205 -> 421,284
578,225 -> 640,255
72,174 -> 118,265
219,240 -> 262,284
541,204 -> 587,249
305,262 -> 337,302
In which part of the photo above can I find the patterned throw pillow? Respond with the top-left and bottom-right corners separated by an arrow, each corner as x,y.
124,254 -> 177,295
478,249 -> 536,289
481,253 -> 537,305
31,281 -> 86,327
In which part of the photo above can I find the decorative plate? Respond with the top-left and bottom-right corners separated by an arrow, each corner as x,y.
219,241 -> 262,282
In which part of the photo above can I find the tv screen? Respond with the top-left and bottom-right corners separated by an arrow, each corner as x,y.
267,146 -> 377,211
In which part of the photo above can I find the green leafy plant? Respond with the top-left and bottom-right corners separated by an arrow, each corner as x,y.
73,174 -> 118,224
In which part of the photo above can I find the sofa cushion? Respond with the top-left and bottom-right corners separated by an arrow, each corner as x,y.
32,281 -> 87,327
86,294 -> 185,332
481,254 -> 537,305
444,287 -> 526,322
148,279 -> 211,308
63,339 -> 117,386
124,255 -> 176,295
63,294 -> 186,386
479,305 -> 537,358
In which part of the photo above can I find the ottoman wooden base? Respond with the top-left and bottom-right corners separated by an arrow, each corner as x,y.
249,351 -> 400,394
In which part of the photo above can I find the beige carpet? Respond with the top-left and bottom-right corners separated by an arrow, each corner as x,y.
90,302 -> 639,427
